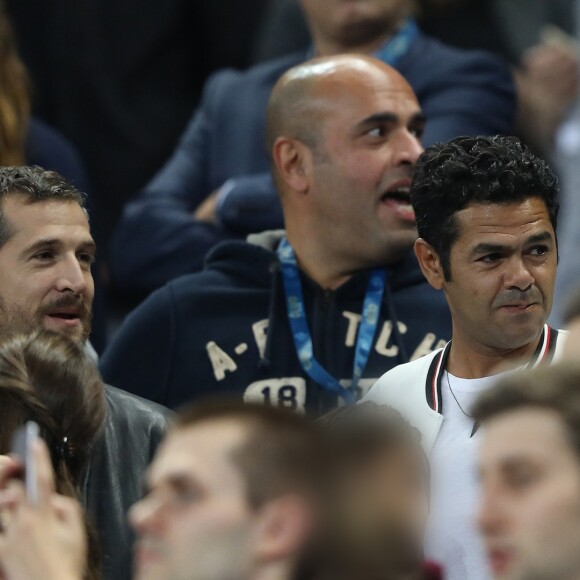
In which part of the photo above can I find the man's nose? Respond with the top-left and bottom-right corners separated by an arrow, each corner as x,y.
55,255 -> 89,294
504,257 -> 534,291
393,130 -> 424,167
477,484 -> 507,538
129,495 -> 165,534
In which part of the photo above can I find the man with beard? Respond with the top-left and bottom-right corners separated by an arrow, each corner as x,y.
0,165 -> 170,580
110,0 -> 515,297
364,136 -> 566,579
100,55 -> 452,412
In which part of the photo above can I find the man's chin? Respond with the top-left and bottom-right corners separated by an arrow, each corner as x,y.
42,316 -> 90,344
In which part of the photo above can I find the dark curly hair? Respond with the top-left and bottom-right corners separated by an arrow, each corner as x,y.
410,135 -> 559,281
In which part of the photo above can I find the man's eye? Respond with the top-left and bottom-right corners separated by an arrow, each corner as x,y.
367,127 -> 386,138
529,245 -> 548,257
78,253 -> 96,265
33,251 -> 54,261
410,127 -> 424,139
505,470 -> 537,490
171,489 -> 201,505
479,253 -> 502,263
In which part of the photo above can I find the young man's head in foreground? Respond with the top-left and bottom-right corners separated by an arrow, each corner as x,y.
474,363 -> 580,580
130,401 -> 333,580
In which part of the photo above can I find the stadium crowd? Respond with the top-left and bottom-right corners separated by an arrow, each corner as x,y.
0,1 -> 576,579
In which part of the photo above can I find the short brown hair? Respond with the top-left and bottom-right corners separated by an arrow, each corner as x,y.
175,400 -> 332,510
318,402 -> 424,470
0,166 -> 87,248
472,362 -> 580,458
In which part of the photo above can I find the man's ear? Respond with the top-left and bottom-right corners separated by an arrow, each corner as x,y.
272,137 -> 311,194
253,495 -> 312,564
414,238 -> 445,290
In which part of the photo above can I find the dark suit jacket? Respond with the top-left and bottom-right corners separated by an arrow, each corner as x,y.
111,32 -> 516,297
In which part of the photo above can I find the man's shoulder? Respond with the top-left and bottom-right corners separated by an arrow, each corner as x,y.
366,348 -> 444,401
205,51 -> 306,95
104,384 -> 173,427
401,31 -> 512,88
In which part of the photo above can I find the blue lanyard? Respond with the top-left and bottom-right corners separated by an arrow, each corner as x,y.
277,238 -> 386,404
374,18 -> 419,66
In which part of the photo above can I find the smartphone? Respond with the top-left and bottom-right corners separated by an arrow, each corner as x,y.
11,421 -> 40,505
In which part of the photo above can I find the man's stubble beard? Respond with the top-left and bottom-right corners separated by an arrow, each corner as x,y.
0,295 -> 92,344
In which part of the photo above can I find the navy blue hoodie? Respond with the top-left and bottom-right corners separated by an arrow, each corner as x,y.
101,232 -> 452,413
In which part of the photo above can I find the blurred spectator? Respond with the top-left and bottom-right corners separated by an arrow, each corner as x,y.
319,402 -> 434,580
0,0 -> 89,194
5,0 -> 271,249
100,56 -> 452,412
110,0 -> 515,298
0,329 -> 103,580
474,362 -> 580,580
252,0 -> 508,63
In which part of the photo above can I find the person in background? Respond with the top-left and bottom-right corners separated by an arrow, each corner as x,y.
474,362 -> 580,580
110,0 -> 515,298
365,135 -> 566,579
100,55 -> 452,412
0,402 -> 336,580
0,329 -> 103,580
0,165 -> 170,580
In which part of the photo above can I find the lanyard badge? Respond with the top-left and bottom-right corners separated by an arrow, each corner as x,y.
277,238 -> 386,404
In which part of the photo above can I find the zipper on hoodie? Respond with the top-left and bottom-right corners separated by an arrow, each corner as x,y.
312,287 -> 338,413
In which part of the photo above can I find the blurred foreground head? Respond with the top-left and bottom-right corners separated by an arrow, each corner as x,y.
0,328 -> 105,580
474,363 -> 580,580
130,401 -> 333,580
318,402 -> 429,580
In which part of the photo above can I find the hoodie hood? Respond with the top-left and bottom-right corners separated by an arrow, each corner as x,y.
205,229 -> 429,293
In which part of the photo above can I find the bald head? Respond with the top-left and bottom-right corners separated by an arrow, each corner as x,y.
265,55 -> 416,162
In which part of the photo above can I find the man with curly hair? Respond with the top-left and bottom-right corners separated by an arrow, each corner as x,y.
364,135 -> 566,580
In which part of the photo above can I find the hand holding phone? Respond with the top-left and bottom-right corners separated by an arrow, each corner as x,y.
11,421 -> 40,505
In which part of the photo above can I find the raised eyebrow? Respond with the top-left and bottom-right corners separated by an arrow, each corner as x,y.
469,242 -> 509,258
525,231 -> 553,246
356,112 -> 398,131
408,112 -> 426,128
78,240 -> 97,254
19,238 -> 61,260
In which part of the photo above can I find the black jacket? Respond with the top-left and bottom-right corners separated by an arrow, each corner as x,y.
101,232 -> 452,413
81,385 -> 172,580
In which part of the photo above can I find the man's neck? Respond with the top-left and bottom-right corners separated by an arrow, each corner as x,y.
446,328 -> 545,379
313,30 -> 393,58
285,231 -> 355,290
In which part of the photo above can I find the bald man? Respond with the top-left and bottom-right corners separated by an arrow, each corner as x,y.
112,0 -> 515,298
101,55 -> 452,412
